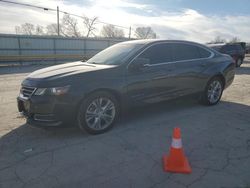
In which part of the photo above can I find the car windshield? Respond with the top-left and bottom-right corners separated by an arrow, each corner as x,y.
86,43 -> 143,65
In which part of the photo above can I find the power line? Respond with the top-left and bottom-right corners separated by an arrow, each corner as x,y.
0,0 -> 131,30
59,11 -> 130,30
0,0 -> 52,11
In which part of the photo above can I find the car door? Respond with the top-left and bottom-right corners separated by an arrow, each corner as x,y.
171,43 -> 213,95
126,42 -> 178,104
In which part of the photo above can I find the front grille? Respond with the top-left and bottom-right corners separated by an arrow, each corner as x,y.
21,86 -> 36,98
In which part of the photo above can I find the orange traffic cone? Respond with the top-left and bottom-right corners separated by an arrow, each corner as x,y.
162,127 -> 192,174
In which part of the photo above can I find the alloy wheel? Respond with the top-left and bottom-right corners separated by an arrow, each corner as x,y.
207,80 -> 222,104
85,97 -> 116,130
236,59 -> 242,67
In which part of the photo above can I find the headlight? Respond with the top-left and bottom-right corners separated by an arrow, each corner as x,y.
34,86 -> 70,96
50,86 -> 70,95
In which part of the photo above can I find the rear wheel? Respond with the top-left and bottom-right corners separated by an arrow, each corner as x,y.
77,91 -> 119,134
201,77 -> 224,105
236,58 -> 243,67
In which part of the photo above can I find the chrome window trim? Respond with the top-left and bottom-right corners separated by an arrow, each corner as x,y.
127,41 -> 215,69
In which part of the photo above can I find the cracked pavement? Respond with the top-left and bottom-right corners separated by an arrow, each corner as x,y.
0,57 -> 250,188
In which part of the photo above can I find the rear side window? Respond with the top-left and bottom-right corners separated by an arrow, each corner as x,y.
138,43 -> 172,64
172,43 -> 200,61
198,47 -> 212,58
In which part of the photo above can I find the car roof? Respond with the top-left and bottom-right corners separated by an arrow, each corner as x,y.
120,39 -> 206,46
207,43 -> 241,48
121,39 -> 219,55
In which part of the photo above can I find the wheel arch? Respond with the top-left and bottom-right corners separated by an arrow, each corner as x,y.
90,88 -> 122,105
76,88 -> 123,112
208,73 -> 226,88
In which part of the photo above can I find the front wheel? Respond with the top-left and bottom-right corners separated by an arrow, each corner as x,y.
201,77 -> 224,105
77,91 -> 119,134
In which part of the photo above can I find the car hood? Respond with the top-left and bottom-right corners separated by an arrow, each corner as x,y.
27,61 -> 116,80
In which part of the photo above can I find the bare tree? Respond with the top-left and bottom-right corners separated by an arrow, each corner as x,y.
46,24 -> 59,36
210,36 -> 227,44
15,23 -> 35,35
101,24 -> 124,38
15,26 -> 22,34
229,37 -> 241,43
35,25 -> 45,35
15,16 -> 81,37
61,14 -> 81,37
83,16 -> 98,37
44,15 -> 81,37
135,27 -> 156,39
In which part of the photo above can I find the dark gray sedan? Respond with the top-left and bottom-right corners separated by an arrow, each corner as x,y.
17,40 -> 235,134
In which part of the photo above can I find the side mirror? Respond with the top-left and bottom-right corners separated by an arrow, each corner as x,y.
129,58 -> 150,71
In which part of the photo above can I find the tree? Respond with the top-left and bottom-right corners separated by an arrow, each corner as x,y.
83,16 -> 98,37
15,23 -> 35,35
15,26 -> 22,35
46,24 -> 59,36
229,37 -> 241,43
135,27 -> 156,39
210,36 -> 226,44
43,15 -> 81,37
101,24 -> 124,38
61,14 -> 81,37
15,23 -> 45,35
35,25 -> 45,35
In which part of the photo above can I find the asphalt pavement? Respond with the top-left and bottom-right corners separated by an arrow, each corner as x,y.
0,57 -> 250,188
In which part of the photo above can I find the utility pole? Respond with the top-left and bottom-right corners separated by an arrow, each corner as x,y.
57,6 -> 60,36
128,26 -> 131,39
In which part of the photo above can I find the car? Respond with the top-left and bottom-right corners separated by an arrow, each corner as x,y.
246,44 -> 250,54
17,39 -> 235,134
208,43 -> 245,67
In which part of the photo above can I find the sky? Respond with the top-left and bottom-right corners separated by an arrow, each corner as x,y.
0,0 -> 250,43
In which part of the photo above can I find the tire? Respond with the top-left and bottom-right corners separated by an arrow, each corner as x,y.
236,58 -> 243,67
77,91 -> 119,134
201,77 -> 224,105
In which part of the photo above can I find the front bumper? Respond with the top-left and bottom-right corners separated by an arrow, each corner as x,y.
17,94 -> 77,127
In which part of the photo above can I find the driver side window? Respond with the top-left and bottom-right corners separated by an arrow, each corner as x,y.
138,43 -> 173,65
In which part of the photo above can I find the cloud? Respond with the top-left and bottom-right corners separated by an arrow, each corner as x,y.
87,0 -> 150,10
0,0 -> 249,43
